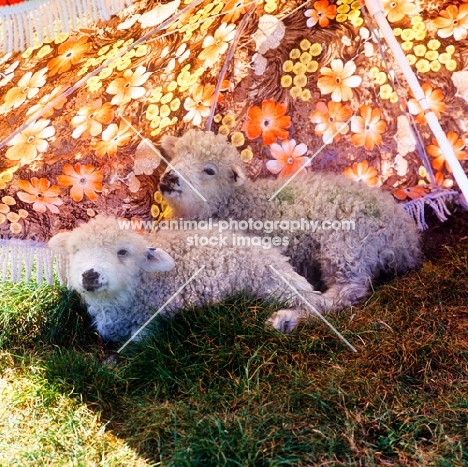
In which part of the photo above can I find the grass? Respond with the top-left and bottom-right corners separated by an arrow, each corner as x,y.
0,360 -> 148,467
1,215 -> 468,466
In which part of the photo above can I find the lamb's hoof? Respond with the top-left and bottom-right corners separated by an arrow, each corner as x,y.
266,309 -> 301,334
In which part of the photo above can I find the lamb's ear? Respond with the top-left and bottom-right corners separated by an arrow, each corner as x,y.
230,164 -> 246,187
142,247 -> 175,272
48,232 -> 71,255
160,135 -> 178,159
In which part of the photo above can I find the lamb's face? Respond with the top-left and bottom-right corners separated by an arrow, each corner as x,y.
159,152 -> 246,219
48,218 -> 175,301
66,240 -> 148,297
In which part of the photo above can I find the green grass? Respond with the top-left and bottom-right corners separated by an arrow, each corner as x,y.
1,239 -> 468,465
0,361 -> 148,467
0,281 -> 92,348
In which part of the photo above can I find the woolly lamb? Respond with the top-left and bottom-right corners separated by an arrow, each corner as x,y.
159,129 -> 421,331
48,215 -> 320,341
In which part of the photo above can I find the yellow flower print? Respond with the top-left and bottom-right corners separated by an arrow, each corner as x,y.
86,76 -> 103,93
231,131 -> 245,147
0,166 -> 18,190
240,147 -> 253,162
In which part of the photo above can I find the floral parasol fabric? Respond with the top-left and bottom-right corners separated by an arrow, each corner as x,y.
1,0 -> 468,244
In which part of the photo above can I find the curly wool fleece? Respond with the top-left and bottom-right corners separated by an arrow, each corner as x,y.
48,215 -> 322,341
159,130 -> 421,327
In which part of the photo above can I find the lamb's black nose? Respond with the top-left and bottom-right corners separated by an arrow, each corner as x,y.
82,269 -> 101,291
159,170 -> 180,193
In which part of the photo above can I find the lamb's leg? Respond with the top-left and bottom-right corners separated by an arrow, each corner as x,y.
320,280 -> 371,309
316,236 -> 374,310
264,265 -> 329,334
265,276 -> 371,334
267,308 -> 304,333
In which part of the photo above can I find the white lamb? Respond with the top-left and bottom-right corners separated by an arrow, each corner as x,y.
48,215 -> 321,342
159,129 -> 421,331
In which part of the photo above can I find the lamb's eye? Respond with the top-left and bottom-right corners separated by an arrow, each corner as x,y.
203,163 -> 217,176
117,249 -> 128,257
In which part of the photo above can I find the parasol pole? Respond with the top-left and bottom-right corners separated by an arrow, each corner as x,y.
364,0 -> 468,203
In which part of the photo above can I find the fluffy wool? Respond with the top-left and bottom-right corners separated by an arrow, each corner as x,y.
159,129 -> 422,331
48,215 -> 319,341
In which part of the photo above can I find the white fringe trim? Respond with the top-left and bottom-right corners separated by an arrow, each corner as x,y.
404,190 -> 458,231
0,239 -> 68,286
0,0 -> 132,54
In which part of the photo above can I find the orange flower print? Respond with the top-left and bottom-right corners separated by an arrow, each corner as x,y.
305,0 -> 337,28
418,165 -> 454,190
343,160 -> 379,187
17,177 -> 63,213
382,0 -> 418,23
47,36 -> 90,76
183,84 -> 216,126
106,66 -> 152,105
350,105 -> 387,151
3,68 -> 47,110
407,83 -> 446,124
266,139 -> 311,179
222,0 -> 250,23
0,166 -> 18,190
26,85 -> 67,119
393,185 -> 428,201
243,100 -> 291,145
309,101 -> 352,144
432,4 -> 468,40
198,23 -> 237,68
5,119 -> 55,165
217,78 -> 232,103
91,120 -> 134,157
427,131 -> 467,172
317,59 -> 362,102
71,99 -> 114,138
433,171 -> 453,189
58,163 -> 103,202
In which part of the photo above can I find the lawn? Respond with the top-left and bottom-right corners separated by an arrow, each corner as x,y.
0,209 -> 467,466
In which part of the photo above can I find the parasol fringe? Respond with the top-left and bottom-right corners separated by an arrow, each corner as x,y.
0,239 -> 68,286
0,0 -> 133,54
404,190 -> 459,231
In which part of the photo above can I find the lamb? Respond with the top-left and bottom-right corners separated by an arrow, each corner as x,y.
48,215 -> 322,342
159,129 -> 421,331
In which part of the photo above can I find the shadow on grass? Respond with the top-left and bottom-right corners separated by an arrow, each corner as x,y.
37,294 -> 357,466
0,281 -> 98,350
